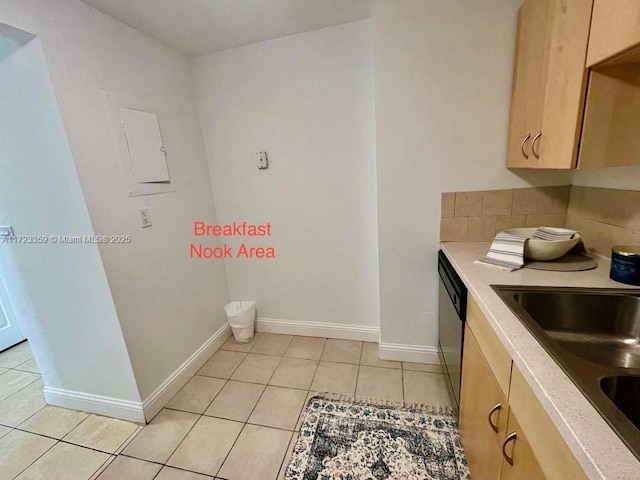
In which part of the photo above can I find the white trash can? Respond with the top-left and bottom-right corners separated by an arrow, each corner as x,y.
225,301 -> 256,343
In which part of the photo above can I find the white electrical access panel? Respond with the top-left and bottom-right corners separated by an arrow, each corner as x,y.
121,108 -> 169,184
101,88 -> 176,197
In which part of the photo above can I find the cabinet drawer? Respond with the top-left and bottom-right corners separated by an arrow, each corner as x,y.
466,296 -> 512,397
509,366 -> 588,480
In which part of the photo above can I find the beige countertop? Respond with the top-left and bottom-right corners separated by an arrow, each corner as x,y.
440,242 -> 640,480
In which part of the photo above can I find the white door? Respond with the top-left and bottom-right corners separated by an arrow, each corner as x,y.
0,278 -> 26,351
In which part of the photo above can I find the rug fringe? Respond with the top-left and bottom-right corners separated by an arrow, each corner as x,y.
308,391 -> 455,416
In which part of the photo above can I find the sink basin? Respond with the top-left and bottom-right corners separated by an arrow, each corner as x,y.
601,376 -> 640,431
494,286 -> 640,460
514,291 -> 640,369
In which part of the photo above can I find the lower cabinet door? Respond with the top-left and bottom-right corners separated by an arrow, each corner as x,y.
500,411 -> 546,480
459,327 -> 509,480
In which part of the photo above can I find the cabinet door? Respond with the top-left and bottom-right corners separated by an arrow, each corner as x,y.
500,411 -> 546,480
459,327 -> 509,480
506,0 -> 551,168
509,367 -> 589,480
538,0 -> 593,168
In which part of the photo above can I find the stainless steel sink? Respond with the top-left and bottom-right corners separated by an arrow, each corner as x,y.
515,291 -> 640,369
601,376 -> 640,431
494,286 -> 640,460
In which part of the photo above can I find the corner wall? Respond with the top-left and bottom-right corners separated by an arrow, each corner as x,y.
0,0 -> 230,406
0,39 -> 141,411
372,0 -> 573,354
191,20 -> 380,337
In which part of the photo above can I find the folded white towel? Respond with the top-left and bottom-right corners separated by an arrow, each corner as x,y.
532,226 -> 587,254
532,226 -> 577,241
474,232 -> 526,271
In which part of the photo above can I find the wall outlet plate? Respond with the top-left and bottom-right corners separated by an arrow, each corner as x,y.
139,207 -> 152,228
256,151 -> 268,170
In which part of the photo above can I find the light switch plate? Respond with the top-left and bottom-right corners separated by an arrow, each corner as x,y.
139,208 -> 152,228
256,151 -> 268,170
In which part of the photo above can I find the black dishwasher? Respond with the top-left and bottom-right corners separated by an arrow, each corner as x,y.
437,250 -> 467,415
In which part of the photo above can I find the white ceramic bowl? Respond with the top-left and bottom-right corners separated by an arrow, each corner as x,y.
504,227 -> 581,261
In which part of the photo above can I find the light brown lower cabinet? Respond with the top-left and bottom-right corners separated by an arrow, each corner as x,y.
460,318 -> 588,480
459,327 -> 509,480
460,327 -> 544,479
501,410 -> 545,480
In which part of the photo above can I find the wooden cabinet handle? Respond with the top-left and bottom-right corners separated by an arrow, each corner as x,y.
521,134 -> 531,159
488,403 -> 502,433
502,432 -> 517,465
532,131 -> 542,159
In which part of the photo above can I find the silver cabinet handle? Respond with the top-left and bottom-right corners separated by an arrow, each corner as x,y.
521,134 -> 531,159
502,431 -> 518,466
488,403 -> 502,433
532,131 -> 542,159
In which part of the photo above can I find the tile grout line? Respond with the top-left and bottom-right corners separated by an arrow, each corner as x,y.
352,341 -> 365,397
8,336 -> 449,480
9,435 -> 60,480
213,334 -> 292,478
153,410 -> 205,474
85,450 -> 118,480
149,360 -> 245,478
123,336 -> 251,476
159,333 -> 290,478
1,403 -> 47,433
265,335 -> 311,479
275,428 -> 298,480
89,454 -> 117,480
137,346 -> 244,477
184,375 -> 231,418
114,423 -> 146,455
306,337 -> 328,396
0,373 -> 42,404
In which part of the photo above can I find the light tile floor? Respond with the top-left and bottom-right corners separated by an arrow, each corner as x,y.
0,334 -> 449,480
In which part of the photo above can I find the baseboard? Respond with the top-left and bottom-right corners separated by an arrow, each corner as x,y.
257,317 -> 379,342
377,342 -> 441,364
142,322 -> 232,422
43,387 -> 146,423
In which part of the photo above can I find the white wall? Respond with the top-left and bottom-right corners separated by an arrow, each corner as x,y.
0,39 -> 140,403
373,0 -> 573,348
192,20 -> 379,332
0,22 -> 33,60
0,0 -> 230,401
0,35 -> 21,59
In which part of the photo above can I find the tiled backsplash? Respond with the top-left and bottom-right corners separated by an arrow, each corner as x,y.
440,186 -> 571,242
566,186 -> 640,257
441,185 -> 640,258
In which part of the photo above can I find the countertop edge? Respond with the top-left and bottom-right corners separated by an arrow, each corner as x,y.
441,242 -> 640,480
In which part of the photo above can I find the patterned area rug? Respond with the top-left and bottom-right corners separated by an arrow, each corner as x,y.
284,393 -> 470,480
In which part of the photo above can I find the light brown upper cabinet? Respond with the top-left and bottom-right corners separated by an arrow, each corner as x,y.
507,0 -> 593,169
586,0 -> 640,67
579,65 -> 640,168
578,0 -> 640,169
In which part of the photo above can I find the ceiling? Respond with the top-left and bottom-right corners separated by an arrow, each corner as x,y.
80,0 -> 372,57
